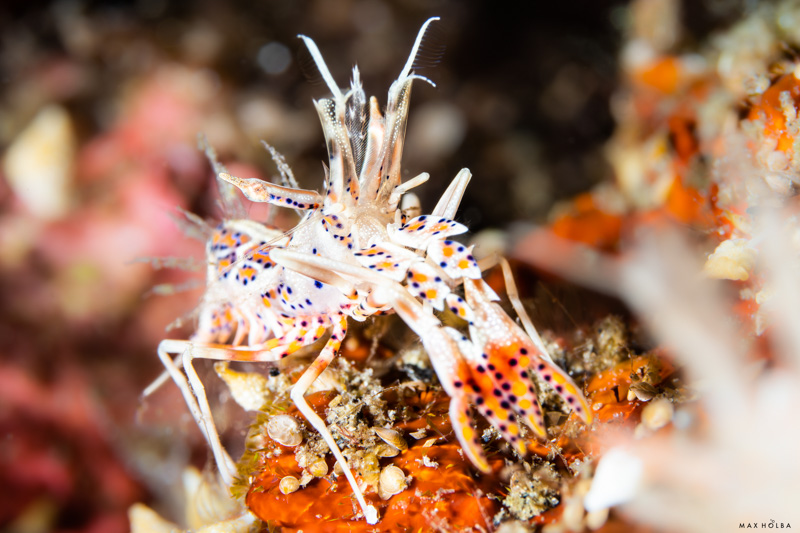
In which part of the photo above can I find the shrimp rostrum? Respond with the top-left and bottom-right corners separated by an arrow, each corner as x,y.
154,18 -> 592,524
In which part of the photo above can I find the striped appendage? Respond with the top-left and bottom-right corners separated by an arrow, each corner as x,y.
464,279 -> 593,432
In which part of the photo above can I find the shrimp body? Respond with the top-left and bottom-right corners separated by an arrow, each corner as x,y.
156,18 -> 591,525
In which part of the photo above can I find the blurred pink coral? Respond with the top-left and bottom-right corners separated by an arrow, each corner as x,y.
0,363 -> 142,532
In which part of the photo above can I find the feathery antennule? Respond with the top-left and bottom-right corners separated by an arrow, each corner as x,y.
305,51 -> 361,207
403,17 -> 445,88
397,17 -> 441,83
260,141 -> 304,219
409,74 -> 436,88
296,40 -> 331,89
261,141 -> 299,190
368,17 -> 443,205
346,66 -> 369,178
350,65 -> 362,94
130,256 -> 205,272
198,134 -> 246,219
297,35 -> 343,101
169,207 -> 211,242
145,278 -> 206,297
410,18 -> 446,72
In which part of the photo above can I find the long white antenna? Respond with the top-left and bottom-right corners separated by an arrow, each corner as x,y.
297,34 -> 343,99
397,17 -> 440,82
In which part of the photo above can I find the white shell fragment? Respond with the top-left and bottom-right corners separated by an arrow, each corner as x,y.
279,476 -> 300,495
583,448 -> 643,513
129,503 -> 180,533
703,238 -> 756,281
494,521 -> 531,533
183,466 -> 243,529
640,398 -> 674,430
128,466 -> 259,533
627,381 -> 658,402
360,453 -> 381,487
409,428 -> 427,439
266,415 -> 303,447
378,465 -> 408,500
585,507 -> 610,530
374,443 -> 400,458
373,427 -> 408,451
308,458 -> 328,477
3,105 -> 75,219
214,362 -> 270,412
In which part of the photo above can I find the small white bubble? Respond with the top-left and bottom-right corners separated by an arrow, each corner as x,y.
257,42 -> 291,75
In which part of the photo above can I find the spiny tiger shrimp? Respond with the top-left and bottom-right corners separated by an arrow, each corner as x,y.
150,18 -> 592,525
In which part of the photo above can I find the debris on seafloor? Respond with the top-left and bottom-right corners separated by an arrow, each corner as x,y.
236,357 -> 507,532
501,464 -> 560,521
196,312 -> 682,532
2,105 -> 76,220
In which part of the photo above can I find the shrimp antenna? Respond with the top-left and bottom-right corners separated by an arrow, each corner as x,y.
298,34 -> 344,100
398,17 -> 440,86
